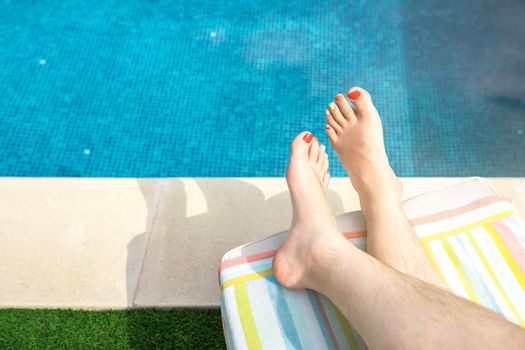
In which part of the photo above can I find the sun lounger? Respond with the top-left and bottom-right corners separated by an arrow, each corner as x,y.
219,177 -> 525,349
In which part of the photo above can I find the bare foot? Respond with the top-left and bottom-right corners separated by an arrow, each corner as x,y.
325,88 -> 447,288
273,131 -> 347,290
324,87 -> 402,204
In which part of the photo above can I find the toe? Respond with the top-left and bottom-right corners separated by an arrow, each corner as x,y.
328,102 -> 347,127
322,172 -> 331,189
317,144 -> 326,162
325,124 -> 337,143
313,144 -> 326,173
335,94 -> 356,122
325,110 -> 342,133
347,87 -> 378,117
290,131 -> 313,161
320,153 -> 329,174
308,137 -> 320,162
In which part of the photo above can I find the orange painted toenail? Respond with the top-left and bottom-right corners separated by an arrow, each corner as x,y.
313,137 -> 318,143
303,133 -> 313,143
335,94 -> 344,101
348,90 -> 361,100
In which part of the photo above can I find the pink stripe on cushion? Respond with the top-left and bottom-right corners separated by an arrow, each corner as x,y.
493,220 -> 525,275
409,196 -> 511,226
220,249 -> 276,272
314,291 -> 341,350
220,230 -> 366,272
343,230 -> 366,239
220,196 -> 512,272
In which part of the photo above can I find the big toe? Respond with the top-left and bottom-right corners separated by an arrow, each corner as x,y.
347,87 -> 378,117
290,131 -> 314,161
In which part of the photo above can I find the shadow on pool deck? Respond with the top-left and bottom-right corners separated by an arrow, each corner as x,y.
125,178 -> 344,347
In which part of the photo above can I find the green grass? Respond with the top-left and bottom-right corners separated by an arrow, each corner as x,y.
0,308 -> 225,349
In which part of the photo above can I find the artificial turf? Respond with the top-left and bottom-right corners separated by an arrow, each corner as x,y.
0,308 -> 225,349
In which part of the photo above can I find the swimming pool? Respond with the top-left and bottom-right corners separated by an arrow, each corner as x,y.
1,0 -> 524,177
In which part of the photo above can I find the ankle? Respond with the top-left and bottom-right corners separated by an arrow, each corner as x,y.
352,171 -> 401,202
355,174 -> 404,220
360,196 -> 404,223
306,234 -> 349,288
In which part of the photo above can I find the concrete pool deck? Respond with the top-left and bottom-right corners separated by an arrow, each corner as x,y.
0,177 -> 524,309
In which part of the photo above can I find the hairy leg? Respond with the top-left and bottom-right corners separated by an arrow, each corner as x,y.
325,87 -> 446,288
311,239 -> 525,350
274,133 -> 525,349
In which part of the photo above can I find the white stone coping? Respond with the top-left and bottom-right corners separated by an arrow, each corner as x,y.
0,177 -> 523,309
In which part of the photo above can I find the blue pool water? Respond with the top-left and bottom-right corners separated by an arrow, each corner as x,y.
1,1 -> 524,177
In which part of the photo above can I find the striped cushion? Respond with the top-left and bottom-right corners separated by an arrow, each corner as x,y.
219,182 -> 525,349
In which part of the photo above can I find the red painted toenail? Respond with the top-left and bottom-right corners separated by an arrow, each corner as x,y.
303,133 -> 313,143
348,90 -> 361,100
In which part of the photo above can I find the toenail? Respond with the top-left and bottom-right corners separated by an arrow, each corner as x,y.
313,137 -> 318,143
324,110 -> 330,116
347,90 -> 361,100
303,133 -> 313,143
329,102 -> 336,110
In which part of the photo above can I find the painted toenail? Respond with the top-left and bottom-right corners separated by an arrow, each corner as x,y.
325,110 -> 330,116
329,102 -> 336,110
313,137 -> 318,143
303,133 -> 313,143
348,90 -> 361,100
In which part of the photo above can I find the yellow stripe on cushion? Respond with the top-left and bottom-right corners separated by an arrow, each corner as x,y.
420,210 -> 514,243
333,305 -> 360,349
484,223 -> 525,293
441,238 -> 480,303
422,241 -> 446,280
467,231 -> 525,327
222,269 -> 273,290
235,282 -> 263,350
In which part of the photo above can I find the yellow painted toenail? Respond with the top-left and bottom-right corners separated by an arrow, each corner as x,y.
329,102 -> 336,110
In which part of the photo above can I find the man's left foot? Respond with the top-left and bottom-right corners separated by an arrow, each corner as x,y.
273,132 -> 347,290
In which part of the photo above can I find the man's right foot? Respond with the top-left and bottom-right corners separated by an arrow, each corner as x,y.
324,87 -> 402,203
325,88 -> 449,289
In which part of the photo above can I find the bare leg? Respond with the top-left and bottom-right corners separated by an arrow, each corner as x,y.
324,87 -> 445,288
273,134 -> 525,349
